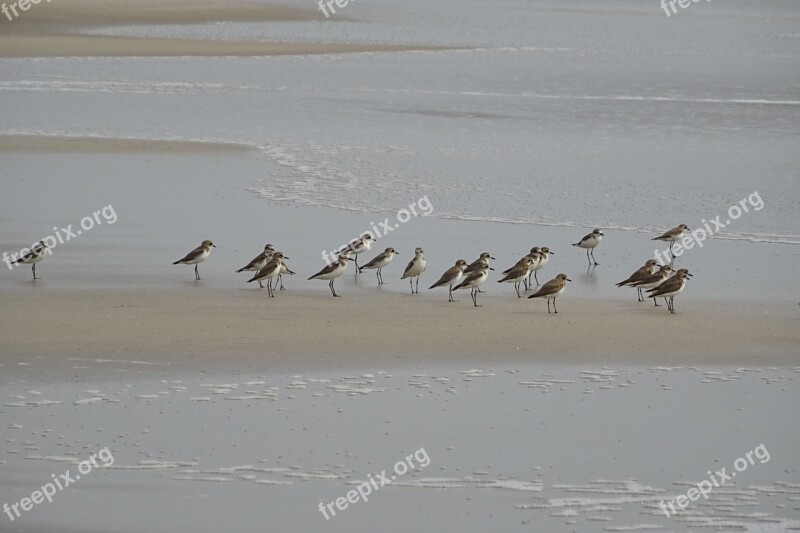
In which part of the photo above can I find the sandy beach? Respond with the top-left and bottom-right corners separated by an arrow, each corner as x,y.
2,289 -> 799,372
2,0 -> 799,531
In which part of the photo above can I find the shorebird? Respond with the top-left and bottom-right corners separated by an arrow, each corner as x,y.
631,265 -> 672,306
647,269 -> 692,314
172,240 -> 216,280
464,252 -> 495,292
235,244 -> 275,288
504,247 -> 538,290
528,247 -> 552,287
572,229 -> 604,266
246,252 -> 288,298
429,259 -> 468,302
11,240 -> 49,280
616,259 -> 659,301
359,247 -> 398,285
276,261 -> 295,291
339,234 -> 374,271
308,252 -> 353,297
498,256 -> 535,297
527,273 -> 571,314
453,260 -> 491,307
401,247 -> 426,294
464,252 -> 496,275
652,224 -> 690,258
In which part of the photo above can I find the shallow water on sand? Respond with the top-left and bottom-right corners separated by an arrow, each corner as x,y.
1,360 -> 798,532
2,0 -> 799,245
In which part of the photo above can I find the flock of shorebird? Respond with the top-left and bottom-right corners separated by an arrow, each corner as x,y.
11,224 -> 693,314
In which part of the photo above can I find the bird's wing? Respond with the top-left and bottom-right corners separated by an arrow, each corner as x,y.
362,252 -> 387,269
309,261 -> 338,280
401,258 -> 417,278
240,252 -> 266,270
618,265 -> 651,286
430,266 -> 460,288
175,245 -> 205,263
529,279 -> 561,298
647,277 -> 680,296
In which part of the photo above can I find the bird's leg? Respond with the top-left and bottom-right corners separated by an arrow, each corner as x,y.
547,299 -> 551,314
195,264 -> 200,280
415,276 -> 419,294
32,264 -> 38,280
330,279 -> 340,297
515,282 -> 521,298
591,249 -> 598,265
448,286 -> 454,302
409,278 -> 413,294
553,297 -> 558,314
653,297 -> 659,307
279,274 -> 285,290
534,271 -> 540,285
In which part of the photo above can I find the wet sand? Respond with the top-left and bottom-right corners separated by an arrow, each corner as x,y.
0,134 -> 258,154
0,0 -> 450,58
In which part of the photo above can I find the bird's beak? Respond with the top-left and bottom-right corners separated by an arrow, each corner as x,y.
489,267 -> 495,271
549,251 -> 555,255
212,244 -> 217,247
284,256 -> 290,260
490,256 -> 496,260
566,278 -> 572,282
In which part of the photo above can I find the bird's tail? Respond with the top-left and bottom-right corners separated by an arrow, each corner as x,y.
172,260 -> 182,265
571,242 -> 579,247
